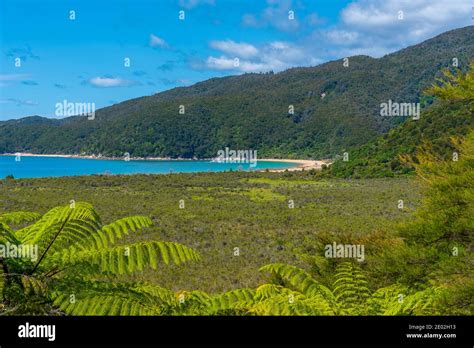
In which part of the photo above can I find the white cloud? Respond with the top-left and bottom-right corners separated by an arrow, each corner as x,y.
303,0 -> 473,59
205,40 -> 321,73
269,41 -> 289,50
339,0 -> 472,47
342,0 -> 471,30
342,2 -> 399,28
149,34 -> 168,48
206,56 -> 237,70
89,77 -> 135,88
202,0 -> 471,74
206,56 -> 270,72
209,40 -> 259,59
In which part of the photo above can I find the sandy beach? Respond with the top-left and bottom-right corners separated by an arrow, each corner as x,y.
260,159 -> 332,172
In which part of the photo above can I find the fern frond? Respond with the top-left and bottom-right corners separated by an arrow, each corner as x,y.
254,283 -> 337,315
88,216 -> 153,248
368,284 -> 442,315
21,275 -> 49,297
260,263 -> 336,302
207,288 -> 255,315
17,202 -> 101,253
392,287 -> 442,315
333,262 -> 370,312
0,222 -> 20,245
0,211 -> 41,225
297,253 -> 330,275
250,292 -> 334,316
51,291 -> 159,315
50,280 -> 177,315
175,290 -> 212,315
51,241 -> 201,275
254,284 -> 295,300
131,283 -> 177,304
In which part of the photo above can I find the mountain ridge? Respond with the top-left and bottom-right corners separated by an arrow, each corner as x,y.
1,26 -> 473,159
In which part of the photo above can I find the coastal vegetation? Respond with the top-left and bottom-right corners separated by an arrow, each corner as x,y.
1,125 -> 472,315
0,174 -> 418,294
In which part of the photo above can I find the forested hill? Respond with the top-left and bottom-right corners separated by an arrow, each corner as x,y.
328,98 -> 474,177
1,26 -> 473,159
328,51 -> 474,178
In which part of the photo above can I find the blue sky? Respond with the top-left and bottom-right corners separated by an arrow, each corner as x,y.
0,0 -> 472,119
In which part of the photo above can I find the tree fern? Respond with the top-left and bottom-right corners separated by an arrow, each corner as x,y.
51,281 -> 164,316
0,221 -> 19,245
97,216 -> 153,246
0,211 -> 41,225
0,202 -> 201,315
206,288 -> 255,315
367,284 -> 442,315
254,261 -> 441,315
250,294 -> 334,316
260,263 -> 337,305
333,262 -> 371,314
50,241 -> 200,275
21,275 -> 49,297
175,290 -> 212,315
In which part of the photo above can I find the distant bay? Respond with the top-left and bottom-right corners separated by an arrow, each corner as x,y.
0,155 -> 299,179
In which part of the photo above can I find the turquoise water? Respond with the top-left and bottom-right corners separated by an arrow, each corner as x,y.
0,155 -> 297,179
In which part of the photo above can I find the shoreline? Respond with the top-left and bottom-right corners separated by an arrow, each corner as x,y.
261,159 -> 331,172
0,153 -> 331,172
0,153 -> 177,161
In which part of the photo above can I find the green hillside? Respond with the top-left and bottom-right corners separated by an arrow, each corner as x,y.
1,26 -> 473,159
329,63 -> 474,178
